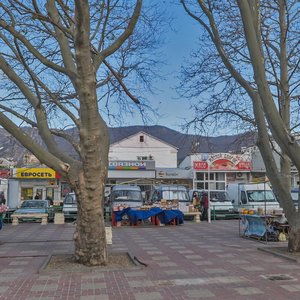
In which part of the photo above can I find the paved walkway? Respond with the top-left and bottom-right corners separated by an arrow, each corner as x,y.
0,220 -> 300,300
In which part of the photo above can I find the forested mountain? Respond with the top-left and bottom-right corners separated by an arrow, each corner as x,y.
0,125 -> 256,165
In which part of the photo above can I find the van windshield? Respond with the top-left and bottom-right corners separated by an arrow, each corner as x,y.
247,190 -> 277,202
111,190 -> 142,202
64,194 -> 77,204
209,191 -> 230,202
162,190 -> 189,202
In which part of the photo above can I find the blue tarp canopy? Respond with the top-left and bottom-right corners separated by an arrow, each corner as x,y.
114,207 -> 184,225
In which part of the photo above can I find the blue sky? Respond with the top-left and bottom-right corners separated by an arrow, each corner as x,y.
118,1 -> 201,132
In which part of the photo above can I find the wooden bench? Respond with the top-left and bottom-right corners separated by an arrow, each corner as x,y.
184,212 -> 201,223
12,213 -> 48,225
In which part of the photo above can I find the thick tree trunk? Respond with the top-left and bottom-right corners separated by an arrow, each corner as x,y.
288,226 -> 300,252
72,111 -> 109,266
72,113 -> 109,266
73,166 -> 108,266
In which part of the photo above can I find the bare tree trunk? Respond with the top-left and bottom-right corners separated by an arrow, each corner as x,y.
72,109 -> 110,265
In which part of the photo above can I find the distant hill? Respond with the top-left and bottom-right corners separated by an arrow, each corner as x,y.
109,125 -> 256,161
0,125 -> 256,165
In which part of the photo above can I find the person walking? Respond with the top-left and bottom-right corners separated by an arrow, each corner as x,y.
0,191 -> 6,205
201,192 -> 209,221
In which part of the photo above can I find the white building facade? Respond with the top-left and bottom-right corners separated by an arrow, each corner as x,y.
109,131 -> 178,168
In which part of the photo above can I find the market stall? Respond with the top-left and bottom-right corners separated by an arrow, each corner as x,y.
239,212 -> 289,242
112,204 -> 185,226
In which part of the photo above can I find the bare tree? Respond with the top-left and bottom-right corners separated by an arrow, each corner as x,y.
180,0 -> 300,251
0,0 -> 161,265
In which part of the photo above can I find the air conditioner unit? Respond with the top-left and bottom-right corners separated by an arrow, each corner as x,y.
236,172 -> 246,179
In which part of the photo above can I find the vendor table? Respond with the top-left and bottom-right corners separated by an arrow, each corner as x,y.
239,214 -> 282,241
112,207 -> 184,226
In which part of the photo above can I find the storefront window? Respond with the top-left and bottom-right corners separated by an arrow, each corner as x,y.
194,172 -> 226,191
21,187 -> 33,200
196,173 -> 204,180
196,182 -> 204,189
216,173 -> 225,180
46,188 -> 54,201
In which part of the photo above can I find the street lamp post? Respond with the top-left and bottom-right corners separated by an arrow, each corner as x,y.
208,162 -> 211,223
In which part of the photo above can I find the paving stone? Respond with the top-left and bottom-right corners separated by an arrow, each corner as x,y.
0,268 -> 24,274
31,284 -> 58,292
204,268 -> 227,274
134,291 -> 162,300
192,260 -> 213,266
157,261 -> 178,267
1,221 -> 300,300
185,289 -> 215,298
216,254 -> 235,258
0,286 -> 9,293
185,254 -> 203,259
226,259 -> 250,264
146,251 -> 163,255
178,250 -> 194,254
280,284 -> 300,292
80,296 -> 109,300
124,271 -> 147,277
128,280 -> 156,288
151,256 -> 169,261
81,282 -> 106,289
163,270 -> 188,276
234,287 -> 264,295
9,260 -> 30,266
81,273 -> 105,280
239,265 -> 265,271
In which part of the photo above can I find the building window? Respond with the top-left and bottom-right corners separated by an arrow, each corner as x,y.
21,187 -> 33,200
139,135 -> 144,142
194,171 -> 226,191
137,156 -> 148,161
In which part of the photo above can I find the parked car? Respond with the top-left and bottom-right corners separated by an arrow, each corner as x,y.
13,199 -> 54,222
62,192 -> 77,220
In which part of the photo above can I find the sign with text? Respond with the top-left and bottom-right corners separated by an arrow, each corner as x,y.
13,168 -> 61,179
193,153 -> 252,171
109,161 -> 155,170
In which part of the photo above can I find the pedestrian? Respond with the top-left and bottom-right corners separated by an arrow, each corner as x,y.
0,191 -> 6,205
34,193 -> 40,200
201,192 -> 209,221
192,191 -> 200,211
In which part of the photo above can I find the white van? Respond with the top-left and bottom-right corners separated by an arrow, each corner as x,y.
62,192 -> 77,220
150,185 -> 190,212
227,182 -> 281,213
189,189 -> 234,216
109,185 -> 143,209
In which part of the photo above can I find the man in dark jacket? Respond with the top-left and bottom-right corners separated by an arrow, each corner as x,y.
0,191 -> 6,205
201,192 -> 209,221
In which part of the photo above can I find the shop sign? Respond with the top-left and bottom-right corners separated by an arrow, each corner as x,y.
13,168 -> 60,179
158,171 -> 179,178
0,169 -> 10,178
156,169 -> 191,179
193,153 -> 252,171
109,161 -> 151,170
